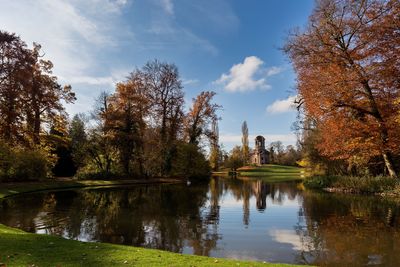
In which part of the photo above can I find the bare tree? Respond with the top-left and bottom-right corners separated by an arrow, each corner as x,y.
143,60 -> 185,175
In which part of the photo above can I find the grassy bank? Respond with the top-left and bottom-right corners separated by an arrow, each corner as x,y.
213,164 -> 304,182
0,224 -> 306,267
0,179 -> 310,267
238,165 -> 303,177
304,175 -> 400,195
0,178 -> 182,199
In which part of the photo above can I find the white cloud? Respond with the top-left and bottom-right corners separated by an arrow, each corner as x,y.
215,56 -> 281,92
182,79 -> 199,86
0,0 -> 130,82
268,229 -> 309,251
265,66 -> 284,76
266,95 -> 297,114
67,76 -> 115,86
0,0 -> 133,115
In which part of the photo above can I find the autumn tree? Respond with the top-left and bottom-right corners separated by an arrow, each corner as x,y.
0,31 -> 73,180
285,0 -> 400,178
185,91 -> 221,145
24,43 -> 75,144
106,70 -> 150,176
241,121 -> 249,165
0,31 -> 30,143
143,60 -> 185,176
0,31 -> 75,146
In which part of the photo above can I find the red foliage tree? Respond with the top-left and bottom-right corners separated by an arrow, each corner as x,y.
285,0 -> 400,178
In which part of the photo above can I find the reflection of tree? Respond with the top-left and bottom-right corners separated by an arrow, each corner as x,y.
0,183 -> 221,256
243,189 -> 250,226
207,178 -> 221,224
295,191 -> 400,266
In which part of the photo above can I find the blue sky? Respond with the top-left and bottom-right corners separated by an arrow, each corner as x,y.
0,0 -> 314,150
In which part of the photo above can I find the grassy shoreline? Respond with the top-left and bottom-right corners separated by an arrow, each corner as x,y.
213,164 -> 304,182
303,175 -> 400,198
0,178 -> 310,267
0,224 -> 306,267
0,178 -> 183,199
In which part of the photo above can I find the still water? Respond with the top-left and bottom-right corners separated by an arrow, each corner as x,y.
1,177 -> 400,266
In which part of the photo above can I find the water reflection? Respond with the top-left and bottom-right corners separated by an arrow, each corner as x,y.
296,192 -> 400,266
1,177 -> 400,266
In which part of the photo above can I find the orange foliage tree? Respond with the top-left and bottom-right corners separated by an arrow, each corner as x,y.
185,91 -> 221,145
0,31 -> 75,146
0,31 -> 31,143
285,0 -> 400,178
106,70 -> 149,176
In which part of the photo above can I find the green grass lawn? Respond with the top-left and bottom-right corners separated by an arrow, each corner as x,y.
0,179 -> 311,267
214,164 -> 305,182
0,224 -> 307,267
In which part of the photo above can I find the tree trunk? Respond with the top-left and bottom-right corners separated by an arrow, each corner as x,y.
382,152 -> 398,179
33,110 -> 40,144
361,80 -> 398,179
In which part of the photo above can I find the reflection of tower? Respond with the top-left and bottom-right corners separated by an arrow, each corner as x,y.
253,180 -> 268,211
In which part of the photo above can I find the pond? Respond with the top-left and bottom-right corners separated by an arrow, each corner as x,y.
1,176 -> 400,266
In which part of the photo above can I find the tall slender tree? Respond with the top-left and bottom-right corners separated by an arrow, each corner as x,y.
209,118 -> 220,171
241,121 -> 249,165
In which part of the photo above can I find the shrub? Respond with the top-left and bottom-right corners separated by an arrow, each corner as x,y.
11,149 -> 49,181
0,142 -> 14,181
75,162 -> 121,180
75,169 -> 121,180
0,141 -> 52,181
332,175 -> 397,193
303,175 -> 338,189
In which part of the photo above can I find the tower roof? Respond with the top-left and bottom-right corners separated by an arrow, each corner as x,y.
255,135 -> 265,141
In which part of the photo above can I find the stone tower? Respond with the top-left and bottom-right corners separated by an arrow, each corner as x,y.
251,135 -> 269,165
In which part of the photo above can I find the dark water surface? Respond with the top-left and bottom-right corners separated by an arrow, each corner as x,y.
1,177 -> 400,266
